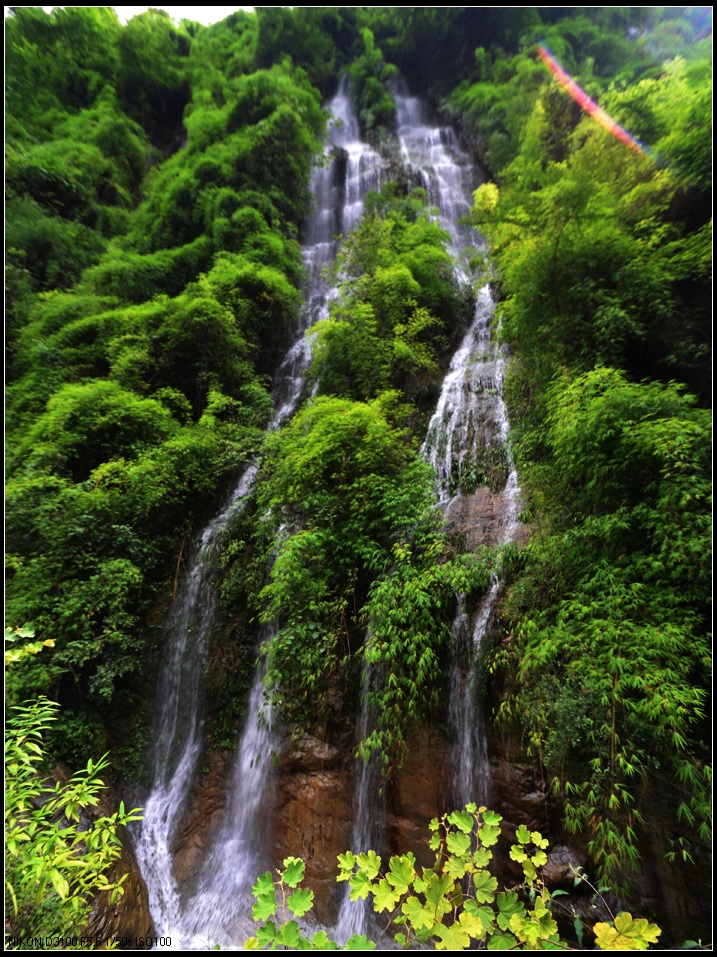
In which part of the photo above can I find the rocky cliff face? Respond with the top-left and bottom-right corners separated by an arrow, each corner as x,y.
273,733 -> 354,923
110,618 -> 709,949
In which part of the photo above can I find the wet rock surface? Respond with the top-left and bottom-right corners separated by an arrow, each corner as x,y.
542,844 -> 588,887
444,487 -> 531,551
273,732 -> 354,923
390,727 -> 452,870
172,750 -> 232,889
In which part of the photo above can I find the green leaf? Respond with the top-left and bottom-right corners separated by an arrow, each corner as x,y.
496,892 -> 525,931
252,893 -> 278,922
433,920 -> 471,950
424,872 -> 455,913
357,849 -> 382,880
349,868 -> 373,901
372,876 -> 401,912
310,930 -> 339,950
386,853 -> 416,895
488,930 -> 518,949
594,913 -> 662,950
458,909 -> 486,941
345,934 -> 376,950
447,809 -> 474,834
251,872 -> 277,921
574,915 -> 585,949
510,906 -> 559,948
472,869 -> 498,903
337,851 -> 356,876
530,831 -> 549,849
530,849 -> 548,868
252,871 -> 276,899
472,845 -> 492,868
282,856 -> 305,888
446,830 -> 471,856
256,921 -> 278,948
467,901 -> 496,933
477,823 -> 500,846
402,895 -> 436,931
515,824 -> 532,844
287,887 -> 314,918
444,853 -> 470,880
49,868 -> 70,899
277,920 -> 302,948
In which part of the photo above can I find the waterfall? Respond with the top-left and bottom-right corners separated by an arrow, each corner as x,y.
393,85 -> 523,807
132,463 -> 259,943
334,665 -> 386,944
335,84 -> 524,941
133,76 -> 385,948
180,625 -> 277,945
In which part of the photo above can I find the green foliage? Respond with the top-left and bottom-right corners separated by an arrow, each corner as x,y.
467,13 -> 711,896
5,7 -> 122,135
5,12 -> 324,728
246,805 -> 661,950
252,393 -> 489,766
18,380 -> 176,481
5,625 -> 55,668
593,913 -> 662,951
348,28 -> 397,139
5,8 -> 712,929
6,194 -> 108,294
126,60 -> 325,252
497,370 -> 710,889
5,697 -> 143,947
256,394 -> 420,711
447,51 -> 546,173
254,7 -> 357,96
361,542 -> 490,771
310,186 -> 466,405
115,8 -> 191,144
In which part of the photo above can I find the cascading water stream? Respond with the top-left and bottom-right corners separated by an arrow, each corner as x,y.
394,86 -> 523,807
133,77 -> 385,948
334,664 -> 386,944
132,463 -> 259,942
335,85 -> 524,942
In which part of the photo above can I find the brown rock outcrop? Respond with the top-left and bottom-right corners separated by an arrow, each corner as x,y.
272,732 -> 354,923
172,749 -> 233,888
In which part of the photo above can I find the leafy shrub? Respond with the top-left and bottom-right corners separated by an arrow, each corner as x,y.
5,697 -> 142,947
245,804 -> 661,950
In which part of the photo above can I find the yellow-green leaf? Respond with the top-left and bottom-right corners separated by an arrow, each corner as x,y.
593,913 -> 662,950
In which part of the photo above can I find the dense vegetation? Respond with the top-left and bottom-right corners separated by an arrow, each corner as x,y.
5,4 -> 711,941
246,805 -> 662,951
466,20 -> 711,889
